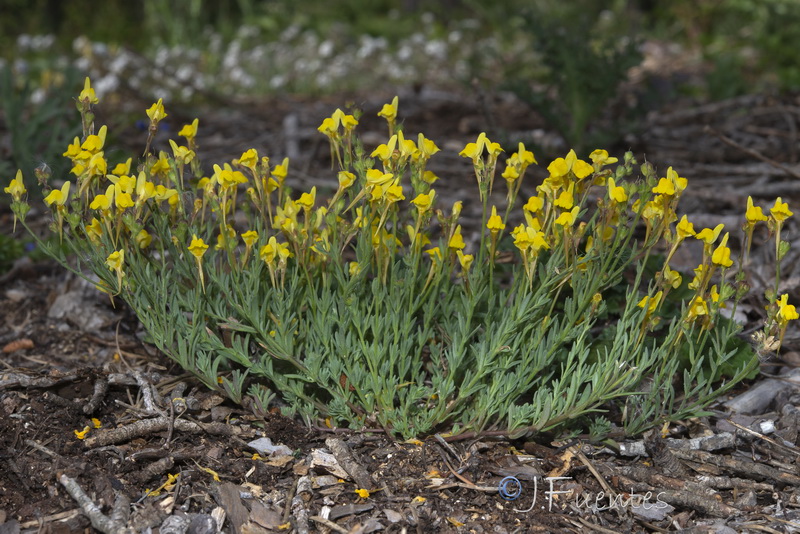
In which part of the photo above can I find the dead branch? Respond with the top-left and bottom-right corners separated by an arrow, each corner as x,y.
83,377 -> 109,414
84,416 -> 237,447
58,474 -> 134,534
325,437 -> 374,491
670,448 -> 800,486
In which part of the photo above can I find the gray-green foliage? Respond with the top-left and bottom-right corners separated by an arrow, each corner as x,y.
85,191 -> 755,441
18,90 -> 763,442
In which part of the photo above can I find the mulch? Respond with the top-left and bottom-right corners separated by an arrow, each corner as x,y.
3,86 -> 800,533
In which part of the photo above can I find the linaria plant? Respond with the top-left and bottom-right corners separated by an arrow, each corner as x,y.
7,79 -> 797,441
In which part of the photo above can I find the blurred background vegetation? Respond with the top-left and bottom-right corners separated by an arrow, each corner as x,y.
0,0 -> 798,209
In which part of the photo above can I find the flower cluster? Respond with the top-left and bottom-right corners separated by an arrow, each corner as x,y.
6,84 -> 795,439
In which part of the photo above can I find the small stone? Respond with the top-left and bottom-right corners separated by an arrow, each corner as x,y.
309,449 -> 350,479
5,288 -> 27,302
187,514 -> 218,534
384,509 -> 403,523
247,437 -> 293,457
160,514 -> 190,534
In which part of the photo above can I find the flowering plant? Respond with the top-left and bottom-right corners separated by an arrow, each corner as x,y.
6,80 -> 795,440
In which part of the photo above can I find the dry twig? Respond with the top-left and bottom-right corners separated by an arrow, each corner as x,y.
58,474 -> 133,534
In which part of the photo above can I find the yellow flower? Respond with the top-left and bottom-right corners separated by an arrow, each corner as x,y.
406,225 -> 431,248
770,197 -> 793,223
297,187 -> 317,211
451,201 -> 462,219
90,185 -> 115,211
607,177 -> 627,203
523,195 -> 544,213
554,186 -> 574,209
661,266 -> 682,289
318,108 -> 358,137
777,294 -> 799,323
652,177 -> 675,196
91,418 -> 102,429
112,158 -> 132,176
86,218 -> 103,243
711,232 -> 733,268
338,171 -> 356,189
589,149 -> 618,166
151,155 -> 170,176
695,224 -> 724,245
348,262 -> 361,277
188,235 -> 209,259
448,225 -> 465,251
456,250 -> 473,273
377,96 -> 398,123
415,134 -> 440,161
272,157 -> 290,183
135,173 -> 155,204
577,161 -> 596,180
88,152 -> 107,177
74,426 -> 91,440
555,206 -> 580,227
501,164 -> 519,183
424,247 -> 443,265
745,196 -> 768,224
547,157 -> 569,179
547,149 -> 593,180
637,291 -> 663,314
169,139 -> 195,164
459,132 -> 502,164
513,225 -> 549,254
146,98 -> 168,123
676,215 -> 695,240
666,167 -> 688,193
371,135 -> 397,163
106,250 -> 124,272
486,205 -> 504,235
687,263 -> 709,291
317,117 -> 337,137
116,175 -> 136,195
686,296 -> 709,322
79,77 -> 98,105
81,125 -> 108,157
260,236 -> 293,265
135,229 -> 152,249
366,168 -> 393,188
179,118 -> 199,142
4,170 -> 26,201
215,227 -> 236,251
385,181 -> 405,204
63,137 -> 82,159
355,488 -> 370,499
115,189 -> 134,210
242,230 -> 259,248
411,190 -> 436,214
515,142 -> 537,168
459,134 -> 485,163
422,170 -> 438,184
106,250 -> 126,290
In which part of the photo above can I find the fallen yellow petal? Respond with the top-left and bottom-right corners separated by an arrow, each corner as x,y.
193,460 -> 221,482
